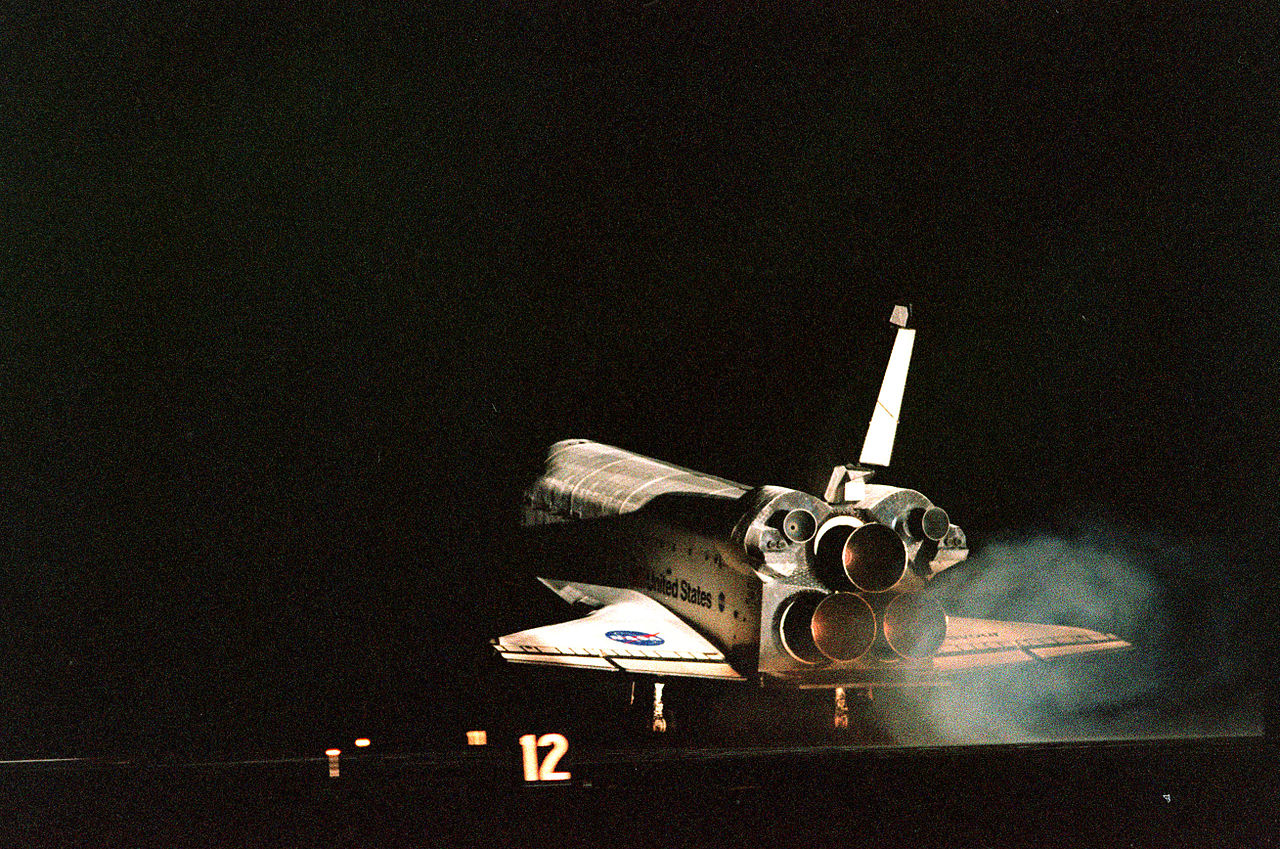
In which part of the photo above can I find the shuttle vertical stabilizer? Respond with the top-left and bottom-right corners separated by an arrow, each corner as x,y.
858,306 -> 915,468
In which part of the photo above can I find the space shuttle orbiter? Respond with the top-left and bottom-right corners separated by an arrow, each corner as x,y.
493,306 -> 1129,724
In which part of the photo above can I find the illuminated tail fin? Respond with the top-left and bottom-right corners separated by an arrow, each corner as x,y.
858,305 -> 915,468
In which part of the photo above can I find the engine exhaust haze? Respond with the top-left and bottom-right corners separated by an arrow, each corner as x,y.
878,523 -> 1268,744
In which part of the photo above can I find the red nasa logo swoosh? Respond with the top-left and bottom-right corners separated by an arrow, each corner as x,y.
605,630 -> 665,646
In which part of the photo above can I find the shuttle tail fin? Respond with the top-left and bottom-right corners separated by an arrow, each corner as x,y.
858,305 -> 915,468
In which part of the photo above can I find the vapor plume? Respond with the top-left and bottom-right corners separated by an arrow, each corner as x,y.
882,522 -> 1265,744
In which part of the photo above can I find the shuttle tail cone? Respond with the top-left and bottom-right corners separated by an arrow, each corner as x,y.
881,592 -> 948,659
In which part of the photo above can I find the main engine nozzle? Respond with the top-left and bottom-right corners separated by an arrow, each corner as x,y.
777,591 -> 876,665
881,592 -> 948,659
812,517 -> 907,593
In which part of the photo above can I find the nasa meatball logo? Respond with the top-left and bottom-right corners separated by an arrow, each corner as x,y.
606,630 -> 665,646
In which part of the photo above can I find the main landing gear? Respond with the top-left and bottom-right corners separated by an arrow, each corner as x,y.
833,686 -> 849,729
630,679 -> 668,733
652,680 -> 667,733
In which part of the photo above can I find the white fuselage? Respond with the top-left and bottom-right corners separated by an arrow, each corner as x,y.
523,439 -> 764,660
621,520 -> 762,660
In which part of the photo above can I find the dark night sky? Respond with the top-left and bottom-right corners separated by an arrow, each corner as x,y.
2,3 -> 1277,755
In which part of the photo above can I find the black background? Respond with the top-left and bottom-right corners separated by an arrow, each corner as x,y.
3,0 -> 1277,775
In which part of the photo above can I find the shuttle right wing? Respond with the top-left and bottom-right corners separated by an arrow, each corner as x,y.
932,616 -> 1131,671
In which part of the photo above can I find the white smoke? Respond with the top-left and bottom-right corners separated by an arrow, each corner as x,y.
881,524 -> 1265,744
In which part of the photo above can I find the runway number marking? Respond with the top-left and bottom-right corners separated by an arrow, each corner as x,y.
519,733 -> 571,782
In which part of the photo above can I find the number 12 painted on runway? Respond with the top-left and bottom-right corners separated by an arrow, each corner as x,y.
519,733 -> 570,782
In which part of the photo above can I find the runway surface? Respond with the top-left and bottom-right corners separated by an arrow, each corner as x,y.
4,735 -> 1274,847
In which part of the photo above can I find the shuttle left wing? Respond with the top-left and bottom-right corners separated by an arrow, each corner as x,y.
494,580 -> 745,680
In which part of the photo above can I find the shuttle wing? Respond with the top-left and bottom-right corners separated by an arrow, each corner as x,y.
494,581 -> 746,680
932,616 -> 1131,672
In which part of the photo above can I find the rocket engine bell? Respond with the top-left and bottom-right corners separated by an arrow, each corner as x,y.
812,516 -> 908,593
882,592 -> 948,659
778,591 -> 878,665
782,508 -> 817,543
